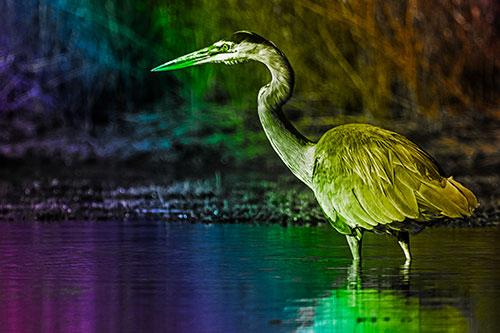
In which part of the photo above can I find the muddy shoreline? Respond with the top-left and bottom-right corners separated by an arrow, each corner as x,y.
0,162 -> 499,227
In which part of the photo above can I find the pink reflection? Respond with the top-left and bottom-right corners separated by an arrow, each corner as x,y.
0,223 -> 105,332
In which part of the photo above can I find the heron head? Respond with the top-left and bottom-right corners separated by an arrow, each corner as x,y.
151,31 -> 276,72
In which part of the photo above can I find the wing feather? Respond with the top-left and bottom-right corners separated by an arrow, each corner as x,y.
312,124 -> 478,231
353,185 -> 404,223
330,178 -> 379,229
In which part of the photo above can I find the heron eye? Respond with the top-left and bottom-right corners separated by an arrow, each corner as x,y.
220,44 -> 229,52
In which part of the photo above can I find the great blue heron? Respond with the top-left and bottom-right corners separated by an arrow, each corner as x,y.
152,31 -> 478,260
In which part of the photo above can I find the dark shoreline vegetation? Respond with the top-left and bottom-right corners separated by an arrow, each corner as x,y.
1,160 -> 498,228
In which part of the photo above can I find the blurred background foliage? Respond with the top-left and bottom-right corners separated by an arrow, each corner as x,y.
0,0 -> 499,173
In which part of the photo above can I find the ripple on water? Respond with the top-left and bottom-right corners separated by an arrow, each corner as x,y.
0,221 -> 499,332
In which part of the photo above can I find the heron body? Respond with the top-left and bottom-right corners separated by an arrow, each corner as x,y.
152,31 -> 478,260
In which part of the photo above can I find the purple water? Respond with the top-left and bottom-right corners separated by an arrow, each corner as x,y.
1,221 -> 499,332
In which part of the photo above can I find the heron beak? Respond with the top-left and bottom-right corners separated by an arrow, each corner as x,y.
151,47 -> 213,72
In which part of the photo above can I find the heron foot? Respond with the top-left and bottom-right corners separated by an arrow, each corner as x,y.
347,259 -> 361,289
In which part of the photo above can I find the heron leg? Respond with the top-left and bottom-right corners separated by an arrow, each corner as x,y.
347,259 -> 361,290
396,231 -> 412,261
346,229 -> 363,260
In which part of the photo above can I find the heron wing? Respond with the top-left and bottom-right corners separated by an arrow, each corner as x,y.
313,124 -> 477,232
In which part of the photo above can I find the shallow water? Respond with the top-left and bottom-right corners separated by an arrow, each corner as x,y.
0,221 -> 499,332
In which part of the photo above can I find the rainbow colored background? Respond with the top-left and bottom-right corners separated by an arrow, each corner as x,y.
0,2 -> 499,331
0,0 -> 498,170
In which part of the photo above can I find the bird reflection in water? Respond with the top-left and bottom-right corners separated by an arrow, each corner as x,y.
294,260 -> 470,332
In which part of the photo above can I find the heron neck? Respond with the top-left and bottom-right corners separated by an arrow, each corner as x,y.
256,48 -> 315,187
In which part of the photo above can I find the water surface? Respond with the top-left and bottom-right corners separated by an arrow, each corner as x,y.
1,221 -> 499,332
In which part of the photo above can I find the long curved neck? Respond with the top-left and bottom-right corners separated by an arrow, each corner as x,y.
254,45 -> 315,187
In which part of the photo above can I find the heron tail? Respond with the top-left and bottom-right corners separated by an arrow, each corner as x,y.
416,176 -> 478,219
446,176 -> 479,214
